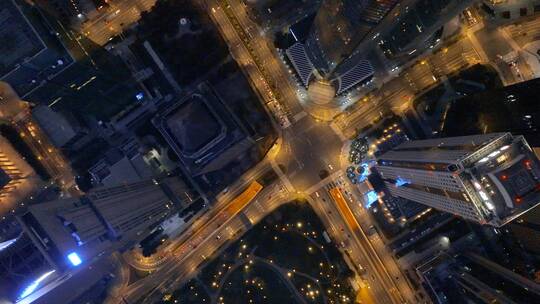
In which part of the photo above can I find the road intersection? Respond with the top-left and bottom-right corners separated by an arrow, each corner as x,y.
102,1 -> 540,303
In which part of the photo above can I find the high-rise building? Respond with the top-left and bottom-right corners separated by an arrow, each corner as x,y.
286,0 -> 397,97
153,82 -> 256,201
509,204 -> 540,257
287,0 -> 477,98
292,0 -> 399,96
0,220 -> 51,303
20,178 -> 188,269
12,178 -> 190,303
417,252 -> 540,303
376,133 -> 540,226
305,0 -> 399,76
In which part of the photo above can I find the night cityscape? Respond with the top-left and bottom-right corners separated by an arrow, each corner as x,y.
1,0 -> 540,303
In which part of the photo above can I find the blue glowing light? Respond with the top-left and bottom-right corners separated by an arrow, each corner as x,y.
0,237 -> 17,252
67,252 -> 82,266
135,92 -> 144,101
365,190 -> 378,208
19,270 -> 56,300
357,163 -> 370,183
395,177 -> 409,187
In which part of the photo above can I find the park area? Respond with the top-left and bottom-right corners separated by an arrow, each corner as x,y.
158,202 -> 356,304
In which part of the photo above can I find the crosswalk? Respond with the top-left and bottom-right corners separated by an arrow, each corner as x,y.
304,171 -> 343,196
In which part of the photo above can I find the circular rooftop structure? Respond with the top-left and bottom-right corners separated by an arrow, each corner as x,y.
308,79 -> 335,106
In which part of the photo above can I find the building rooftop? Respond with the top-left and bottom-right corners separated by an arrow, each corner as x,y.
0,0 -> 73,98
154,83 -> 248,178
0,135 -> 42,217
165,94 -> 224,155
470,136 -> 540,225
285,42 -> 315,87
88,141 -> 155,187
0,0 -> 46,77
32,106 -> 78,148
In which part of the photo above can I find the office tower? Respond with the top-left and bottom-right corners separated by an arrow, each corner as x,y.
417,252 -> 540,303
13,178 -> 189,303
20,178 -> 188,269
376,133 -> 540,226
286,0 -> 396,97
509,204 -> 540,257
0,220 -> 51,303
305,0 -> 399,76
377,0 -> 476,58
292,0 -> 398,96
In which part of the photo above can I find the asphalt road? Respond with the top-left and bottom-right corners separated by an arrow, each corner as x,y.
122,180 -> 290,303
103,1 -> 501,303
335,33 -> 483,139
0,82 -> 77,194
82,0 -> 157,45
226,0 -> 305,116
113,0 -> 420,303
309,177 -> 417,304
276,114 -> 343,192
474,24 -> 520,84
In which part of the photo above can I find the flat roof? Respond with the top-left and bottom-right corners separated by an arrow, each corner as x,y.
0,0 -> 46,77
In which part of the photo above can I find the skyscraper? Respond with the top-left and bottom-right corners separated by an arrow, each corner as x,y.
287,0 -> 477,99
13,177 -> 190,303
293,0 -> 398,96
417,252 -> 540,303
508,204 -> 540,257
376,133 -> 540,226
286,0 -> 397,99
305,0 -> 400,76
20,178 -> 189,269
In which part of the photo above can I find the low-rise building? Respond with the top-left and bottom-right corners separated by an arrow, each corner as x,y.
88,139 -> 154,187
32,105 -> 86,149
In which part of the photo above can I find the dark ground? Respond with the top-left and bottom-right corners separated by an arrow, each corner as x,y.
158,202 -> 356,304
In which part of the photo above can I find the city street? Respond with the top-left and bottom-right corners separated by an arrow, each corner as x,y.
0,82 -> 77,194
81,0 -> 157,45
209,0 -> 306,122
276,114 -> 343,191
307,177 -> 417,304
111,0 -> 421,303
121,180 -> 291,303
6,0 -> 540,302
102,1 -> 540,304
335,33 -> 482,139
121,158 -> 275,271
